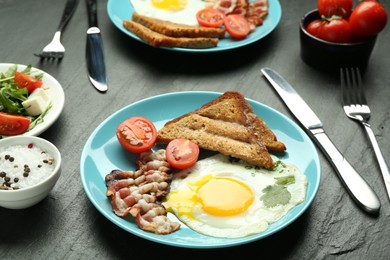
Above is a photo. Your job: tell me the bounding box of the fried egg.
[163,154,308,238]
[130,0,206,26]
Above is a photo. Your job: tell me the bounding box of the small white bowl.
[0,136,61,209]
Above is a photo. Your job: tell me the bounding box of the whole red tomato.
[307,17,351,43]
[349,0,388,39]
[318,0,353,18]
[306,19,325,37]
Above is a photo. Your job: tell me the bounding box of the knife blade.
[86,0,107,92]
[261,67,380,214]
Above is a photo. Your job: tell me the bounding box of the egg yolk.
[151,0,187,11]
[164,175,254,218]
[197,177,254,216]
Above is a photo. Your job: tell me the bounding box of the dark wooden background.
[1,0,389,259]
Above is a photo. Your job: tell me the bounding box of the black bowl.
[300,9,377,71]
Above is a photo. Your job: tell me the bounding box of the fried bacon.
[230,0,249,16]
[105,150,180,235]
[246,0,269,31]
[206,0,238,14]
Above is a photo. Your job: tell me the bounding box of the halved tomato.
[196,8,225,28]
[14,71,43,93]
[166,138,200,169]
[0,112,31,136]
[116,116,157,153]
[224,14,250,39]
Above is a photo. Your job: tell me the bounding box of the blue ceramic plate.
[80,91,321,248]
[107,0,282,52]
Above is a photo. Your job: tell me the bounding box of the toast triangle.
[157,91,286,168]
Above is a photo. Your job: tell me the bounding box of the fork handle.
[57,0,79,32]
[310,128,381,214]
[362,122,390,200]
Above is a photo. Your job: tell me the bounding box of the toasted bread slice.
[123,20,219,49]
[248,116,286,153]
[192,91,286,153]
[132,12,226,39]
[157,91,285,168]
[157,113,274,168]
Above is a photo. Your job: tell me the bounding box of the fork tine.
[340,67,352,106]
[341,67,367,107]
[34,51,64,59]
[353,67,367,105]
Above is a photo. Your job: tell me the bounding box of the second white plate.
[0,63,65,137]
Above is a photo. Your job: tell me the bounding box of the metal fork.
[34,0,79,59]
[341,67,390,201]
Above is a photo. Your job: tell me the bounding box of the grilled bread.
[132,12,226,39]
[157,91,286,168]
[193,91,286,153]
[123,20,219,49]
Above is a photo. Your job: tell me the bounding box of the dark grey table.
[1,0,389,259]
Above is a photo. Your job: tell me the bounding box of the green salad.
[0,64,52,136]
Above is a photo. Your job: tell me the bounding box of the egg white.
[163,154,308,238]
[130,0,206,26]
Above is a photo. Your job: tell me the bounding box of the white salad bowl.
[0,136,62,209]
[0,63,65,137]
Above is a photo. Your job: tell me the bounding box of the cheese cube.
[22,88,51,116]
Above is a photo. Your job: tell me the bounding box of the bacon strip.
[105,150,180,234]
[206,0,238,14]
[246,0,269,31]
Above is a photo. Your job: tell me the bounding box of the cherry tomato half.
[14,71,43,93]
[224,14,250,40]
[0,112,30,136]
[318,0,353,18]
[116,116,157,154]
[196,8,225,28]
[166,138,200,170]
[349,0,388,39]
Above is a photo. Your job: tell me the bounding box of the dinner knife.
[261,67,381,214]
[86,0,107,92]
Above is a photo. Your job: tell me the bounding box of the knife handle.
[86,0,98,27]
[310,128,381,214]
[57,0,79,32]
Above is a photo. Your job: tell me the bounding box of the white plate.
[0,63,65,137]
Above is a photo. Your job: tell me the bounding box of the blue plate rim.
[80,91,321,248]
[106,0,282,53]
